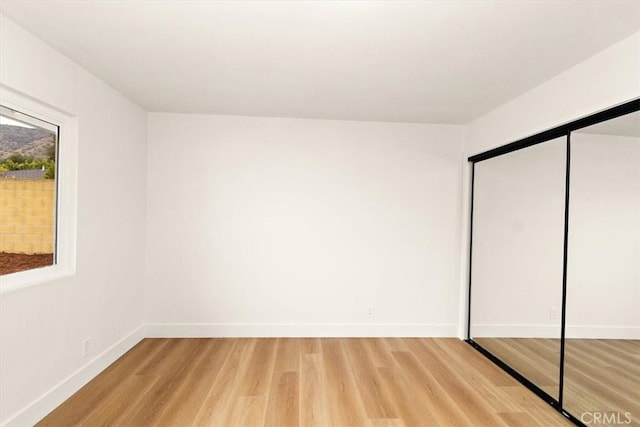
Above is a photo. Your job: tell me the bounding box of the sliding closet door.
[564,111,640,425]
[470,136,567,400]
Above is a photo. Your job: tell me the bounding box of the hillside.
[0,124,56,160]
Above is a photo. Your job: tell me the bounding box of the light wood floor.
[475,338,640,426]
[37,338,571,426]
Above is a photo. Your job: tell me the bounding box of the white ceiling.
[1,1,639,124]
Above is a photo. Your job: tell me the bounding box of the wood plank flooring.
[474,338,640,426]
[37,338,571,426]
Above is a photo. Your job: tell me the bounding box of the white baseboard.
[472,324,640,339]
[1,326,144,427]
[143,322,458,338]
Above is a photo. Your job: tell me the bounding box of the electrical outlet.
[549,307,559,320]
[367,306,376,319]
[83,337,92,357]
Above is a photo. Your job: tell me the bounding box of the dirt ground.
[0,252,54,276]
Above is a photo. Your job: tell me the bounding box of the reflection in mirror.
[470,137,566,400]
[564,110,640,426]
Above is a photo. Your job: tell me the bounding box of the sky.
[0,115,35,129]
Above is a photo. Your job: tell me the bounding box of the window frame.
[0,85,78,293]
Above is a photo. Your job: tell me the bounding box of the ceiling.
[1,1,639,124]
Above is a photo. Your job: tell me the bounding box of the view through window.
[0,105,58,275]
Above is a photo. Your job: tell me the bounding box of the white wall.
[459,30,640,337]
[145,113,464,337]
[0,15,147,426]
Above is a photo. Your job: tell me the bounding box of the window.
[1,106,58,275]
[0,86,77,292]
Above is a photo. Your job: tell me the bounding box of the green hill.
[0,124,56,160]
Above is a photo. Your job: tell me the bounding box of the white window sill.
[0,264,75,294]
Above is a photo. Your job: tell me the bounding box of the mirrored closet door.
[564,110,640,425]
[470,136,566,401]
[467,100,639,426]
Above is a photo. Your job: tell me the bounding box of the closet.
[467,99,640,426]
